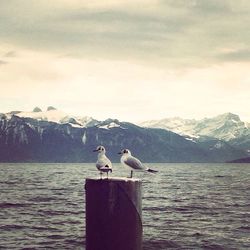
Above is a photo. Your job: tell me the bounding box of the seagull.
[93,145,112,179]
[118,149,158,178]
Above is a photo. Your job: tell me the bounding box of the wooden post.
[85,177,142,250]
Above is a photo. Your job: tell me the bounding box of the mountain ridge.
[228,157,250,163]
[0,108,249,163]
[140,112,250,141]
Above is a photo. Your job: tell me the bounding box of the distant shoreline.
[228,157,250,163]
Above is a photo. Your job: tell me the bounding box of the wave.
[0,202,30,208]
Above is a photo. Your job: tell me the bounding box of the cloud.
[0,60,7,65]
[1,0,250,68]
[1,47,249,122]
[4,51,16,57]
[0,1,250,122]
[217,49,250,62]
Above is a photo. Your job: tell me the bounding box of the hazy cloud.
[1,1,250,121]
[217,49,250,62]
[0,60,7,65]
[1,0,250,67]
[4,51,17,57]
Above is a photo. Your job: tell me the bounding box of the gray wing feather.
[124,156,144,170]
[96,157,112,170]
[96,163,103,170]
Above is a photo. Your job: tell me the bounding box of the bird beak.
[118,152,122,154]
[93,149,98,152]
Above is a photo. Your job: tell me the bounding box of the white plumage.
[119,149,158,178]
[93,145,112,178]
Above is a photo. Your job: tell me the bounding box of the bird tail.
[147,168,158,174]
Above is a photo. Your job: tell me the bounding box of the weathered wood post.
[85,177,142,250]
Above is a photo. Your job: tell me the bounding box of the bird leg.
[100,172,103,179]
[130,170,133,178]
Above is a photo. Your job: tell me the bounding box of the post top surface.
[85,177,141,183]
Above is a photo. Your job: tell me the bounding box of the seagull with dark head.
[118,149,158,178]
[93,145,112,179]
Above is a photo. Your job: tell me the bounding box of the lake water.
[0,163,249,249]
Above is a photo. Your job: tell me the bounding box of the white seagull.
[118,149,158,178]
[93,145,112,179]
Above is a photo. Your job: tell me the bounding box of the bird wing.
[124,156,144,170]
[96,157,112,170]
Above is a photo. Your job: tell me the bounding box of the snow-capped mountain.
[0,113,219,163]
[140,113,250,141]
[194,113,249,141]
[0,108,249,162]
[11,106,99,128]
[140,117,197,137]
[96,119,125,130]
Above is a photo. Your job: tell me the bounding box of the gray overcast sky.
[1,0,250,122]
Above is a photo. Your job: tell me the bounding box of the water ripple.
[0,163,249,249]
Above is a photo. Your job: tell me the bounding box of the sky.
[0,0,250,123]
